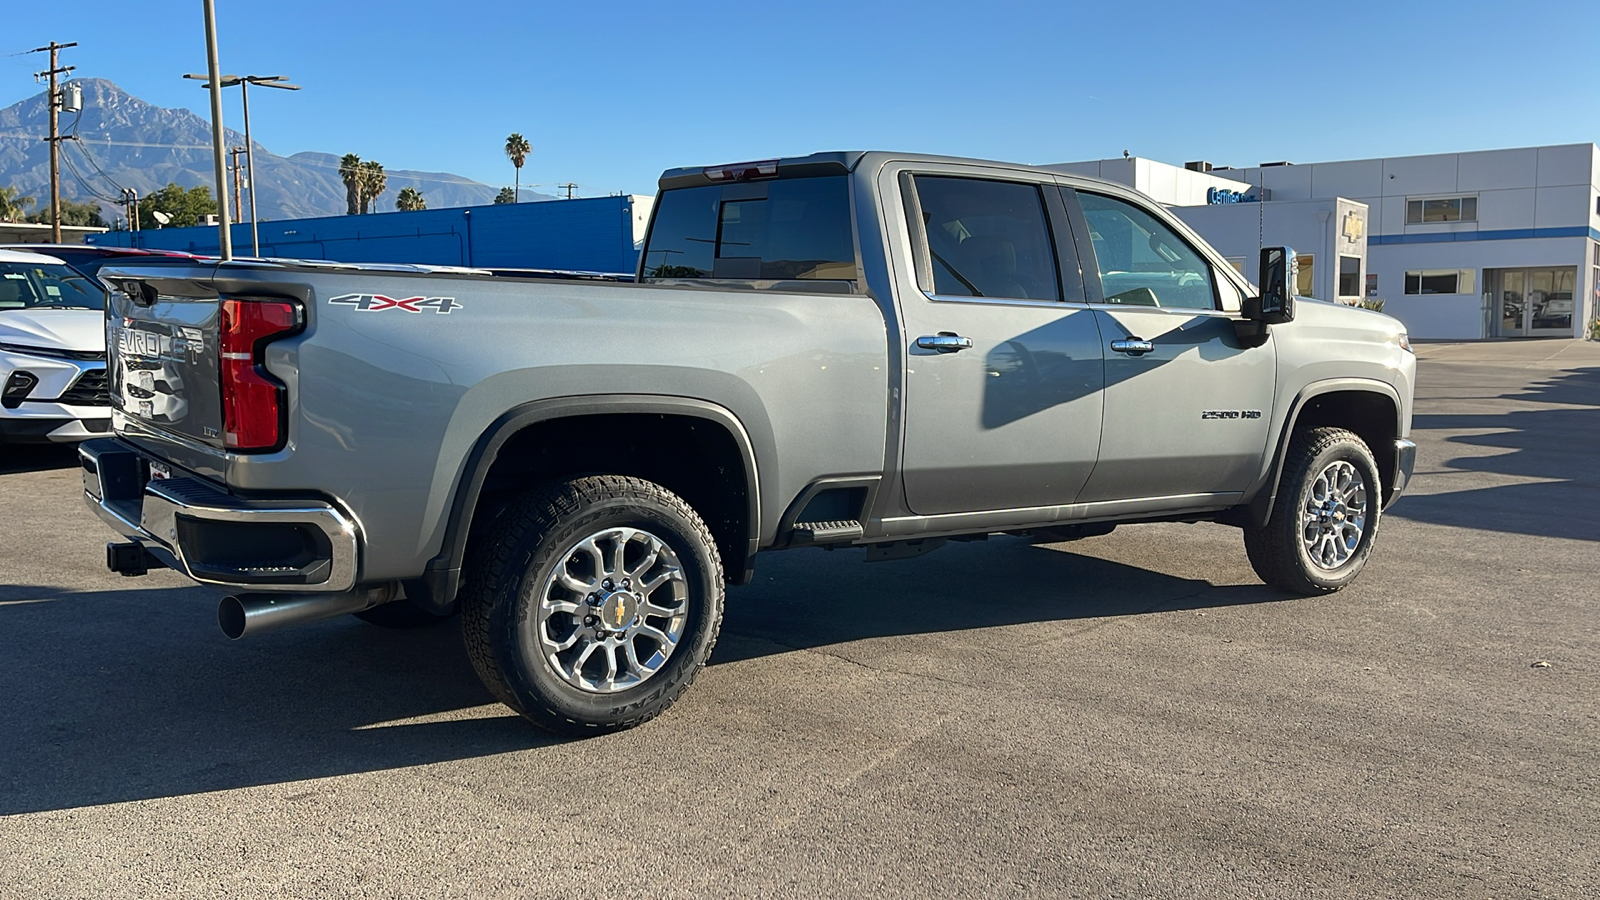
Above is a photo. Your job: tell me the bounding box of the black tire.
[458,475,724,735]
[1244,427,1382,595]
[353,597,458,628]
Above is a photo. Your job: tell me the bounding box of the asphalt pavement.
[1,339,1596,899]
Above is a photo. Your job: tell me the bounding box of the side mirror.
[1246,246,1296,325]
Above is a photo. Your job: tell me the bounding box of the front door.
[1497,268,1576,336]
[1068,189,1276,507]
[897,172,1106,516]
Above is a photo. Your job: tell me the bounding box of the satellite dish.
[151,210,172,226]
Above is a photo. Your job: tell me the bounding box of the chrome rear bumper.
[80,438,359,592]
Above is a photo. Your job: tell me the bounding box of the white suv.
[0,248,111,443]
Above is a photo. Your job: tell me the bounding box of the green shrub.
[1359,297,1386,313]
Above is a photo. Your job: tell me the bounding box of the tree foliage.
[495,187,516,205]
[26,198,107,228]
[0,186,37,222]
[396,186,426,211]
[360,160,386,214]
[138,183,217,229]
[337,155,389,215]
[505,133,530,204]
[339,153,363,216]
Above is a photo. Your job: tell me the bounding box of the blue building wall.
[89,196,642,274]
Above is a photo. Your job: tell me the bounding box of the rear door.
[892,166,1105,516]
[1060,186,1274,507]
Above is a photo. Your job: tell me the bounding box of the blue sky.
[4,0,1598,198]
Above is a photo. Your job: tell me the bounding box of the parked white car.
[0,248,111,443]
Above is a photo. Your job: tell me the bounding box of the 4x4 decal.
[329,293,461,314]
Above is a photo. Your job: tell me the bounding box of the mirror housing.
[1245,247,1297,326]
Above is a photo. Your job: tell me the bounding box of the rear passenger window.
[641,176,859,289]
[1076,192,1217,310]
[912,176,1061,301]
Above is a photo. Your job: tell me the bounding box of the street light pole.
[184,73,298,257]
[200,0,232,260]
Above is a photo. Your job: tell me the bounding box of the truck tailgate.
[102,265,227,450]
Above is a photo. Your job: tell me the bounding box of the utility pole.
[28,41,77,244]
[229,146,246,222]
[200,0,232,260]
[559,183,578,200]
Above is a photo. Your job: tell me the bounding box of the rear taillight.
[219,298,300,451]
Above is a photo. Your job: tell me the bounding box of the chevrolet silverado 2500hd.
[82,151,1416,734]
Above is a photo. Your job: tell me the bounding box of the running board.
[788,519,864,546]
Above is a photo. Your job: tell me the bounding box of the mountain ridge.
[0,79,551,223]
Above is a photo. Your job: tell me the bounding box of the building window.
[1224,257,1246,276]
[1404,269,1476,295]
[1338,256,1361,298]
[1296,254,1315,298]
[1406,197,1478,224]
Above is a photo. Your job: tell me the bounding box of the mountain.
[0,79,549,223]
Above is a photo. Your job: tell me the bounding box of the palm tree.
[338,154,363,215]
[396,187,426,211]
[504,133,530,203]
[360,160,386,214]
[0,185,36,222]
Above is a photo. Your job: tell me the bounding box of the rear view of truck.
[84,266,371,628]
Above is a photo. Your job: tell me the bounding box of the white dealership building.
[1052,144,1600,340]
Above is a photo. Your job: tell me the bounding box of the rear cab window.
[641,175,860,292]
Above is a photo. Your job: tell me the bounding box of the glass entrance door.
[1495,268,1576,336]
[1527,268,1575,334]
[1499,270,1525,337]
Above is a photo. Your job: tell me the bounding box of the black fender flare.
[1246,378,1402,528]
[411,395,763,613]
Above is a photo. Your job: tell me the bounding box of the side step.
[789,519,864,546]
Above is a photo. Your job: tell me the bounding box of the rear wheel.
[1244,427,1382,595]
[459,475,724,735]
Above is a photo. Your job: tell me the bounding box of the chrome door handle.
[915,333,973,353]
[1110,338,1155,356]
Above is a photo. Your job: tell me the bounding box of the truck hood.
[0,308,106,353]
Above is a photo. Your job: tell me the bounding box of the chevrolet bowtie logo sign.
[1342,212,1365,243]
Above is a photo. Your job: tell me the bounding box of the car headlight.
[1397,332,1413,353]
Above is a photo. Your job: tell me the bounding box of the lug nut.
[632,615,641,626]
[587,593,600,605]
[602,578,614,590]
[621,578,631,588]
[584,615,597,626]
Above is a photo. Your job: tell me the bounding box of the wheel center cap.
[598,591,637,631]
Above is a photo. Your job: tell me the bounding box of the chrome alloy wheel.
[529,526,689,694]
[1301,460,1368,570]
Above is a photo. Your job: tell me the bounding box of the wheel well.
[466,413,751,583]
[1291,390,1399,500]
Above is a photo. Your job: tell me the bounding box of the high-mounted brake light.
[703,160,779,182]
[219,297,300,451]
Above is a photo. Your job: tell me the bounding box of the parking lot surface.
[1,339,1596,899]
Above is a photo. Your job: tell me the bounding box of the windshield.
[0,261,106,311]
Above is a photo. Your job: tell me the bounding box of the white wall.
[1043,157,1251,207]
[1172,198,1366,304]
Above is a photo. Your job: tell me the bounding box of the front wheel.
[1244,427,1382,595]
[459,475,724,735]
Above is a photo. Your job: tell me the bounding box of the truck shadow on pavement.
[1388,367,1600,542]
[0,444,80,476]
[0,538,1281,815]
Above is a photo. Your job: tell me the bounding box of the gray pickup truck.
[82,151,1416,734]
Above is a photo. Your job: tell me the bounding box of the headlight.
[1397,332,1413,353]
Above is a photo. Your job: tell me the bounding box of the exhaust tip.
[218,595,247,640]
